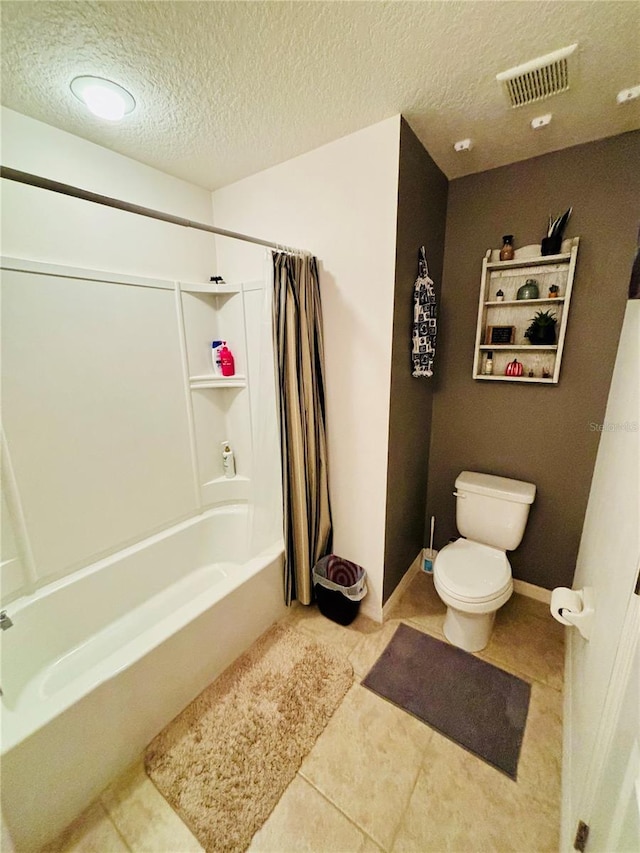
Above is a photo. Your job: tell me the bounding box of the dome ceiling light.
[70,76,136,121]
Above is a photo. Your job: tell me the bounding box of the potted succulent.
[548,284,560,298]
[525,309,557,345]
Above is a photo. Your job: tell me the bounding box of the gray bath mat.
[362,623,530,779]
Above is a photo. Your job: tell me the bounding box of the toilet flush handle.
[453,491,466,498]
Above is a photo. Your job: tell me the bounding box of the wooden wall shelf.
[472,237,579,384]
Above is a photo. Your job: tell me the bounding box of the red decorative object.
[505,358,523,377]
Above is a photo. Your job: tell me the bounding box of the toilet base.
[443,607,496,652]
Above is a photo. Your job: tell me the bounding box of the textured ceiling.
[1,1,639,190]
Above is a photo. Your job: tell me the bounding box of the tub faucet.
[0,611,13,630]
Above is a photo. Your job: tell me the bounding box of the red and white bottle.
[220,345,235,377]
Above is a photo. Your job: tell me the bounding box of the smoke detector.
[497,44,578,108]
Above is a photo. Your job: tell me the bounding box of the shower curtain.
[272,251,332,605]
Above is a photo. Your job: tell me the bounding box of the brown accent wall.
[427,130,640,590]
[383,119,448,603]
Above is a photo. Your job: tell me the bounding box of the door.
[562,299,639,851]
[587,608,639,852]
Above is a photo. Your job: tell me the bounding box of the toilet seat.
[434,539,511,603]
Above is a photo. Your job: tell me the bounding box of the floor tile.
[477,593,564,689]
[286,601,380,656]
[516,680,563,809]
[386,572,446,638]
[348,618,403,681]
[299,683,432,850]
[248,774,376,852]
[392,732,559,852]
[40,801,128,853]
[100,758,204,853]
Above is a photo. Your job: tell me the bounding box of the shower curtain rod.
[0,165,306,255]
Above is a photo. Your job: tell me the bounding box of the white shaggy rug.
[145,622,353,853]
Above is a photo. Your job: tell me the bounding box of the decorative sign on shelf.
[485,325,515,345]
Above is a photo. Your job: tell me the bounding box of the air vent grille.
[497,44,577,108]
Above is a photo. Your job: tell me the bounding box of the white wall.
[212,116,401,619]
[0,107,216,280]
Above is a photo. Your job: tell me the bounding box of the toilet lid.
[434,539,511,603]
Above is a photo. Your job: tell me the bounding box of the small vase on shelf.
[541,235,562,256]
[541,207,572,256]
[500,235,515,261]
[516,279,539,300]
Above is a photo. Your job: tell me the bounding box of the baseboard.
[359,596,383,624]
[512,579,551,604]
[375,561,550,622]
[381,551,422,621]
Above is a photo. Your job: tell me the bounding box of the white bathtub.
[0,505,286,851]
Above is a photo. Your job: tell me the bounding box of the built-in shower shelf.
[178,277,254,511]
[189,374,247,389]
[179,281,241,295]
[201,476,250,505]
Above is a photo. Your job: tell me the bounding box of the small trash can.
[312,555,367,626]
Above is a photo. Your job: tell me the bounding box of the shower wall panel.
[1,269,196,590]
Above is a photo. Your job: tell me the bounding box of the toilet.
[433,471,536,652]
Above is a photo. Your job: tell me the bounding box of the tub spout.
[0,610,13,630]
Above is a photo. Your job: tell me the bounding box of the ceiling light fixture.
[531,113,552,130]
[70,76,135,121]
[616,85,640,105]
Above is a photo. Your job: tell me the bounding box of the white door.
[587,608,639,853]
[562,299,639,851]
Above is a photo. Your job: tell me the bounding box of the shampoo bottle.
[220,345,235,377]
[211,340,225,375]
[221,441,236,479]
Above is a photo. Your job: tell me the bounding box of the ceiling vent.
[497,44,578,108]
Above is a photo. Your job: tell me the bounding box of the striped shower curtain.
[272,252,332,605]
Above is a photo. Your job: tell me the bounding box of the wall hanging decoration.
[412,246,437,378]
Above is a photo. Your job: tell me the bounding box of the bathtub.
[0,505,286,851]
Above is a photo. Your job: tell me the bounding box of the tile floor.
[41,571,564,853]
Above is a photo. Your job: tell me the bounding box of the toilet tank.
[455,471,536,551]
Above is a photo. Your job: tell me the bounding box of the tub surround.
[0,242,284,853]
[0,258,262,603]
